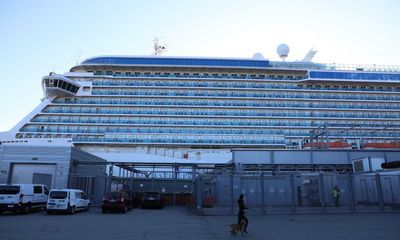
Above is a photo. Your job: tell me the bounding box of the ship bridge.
[42,73,80,97]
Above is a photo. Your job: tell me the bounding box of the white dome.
[277,44,290,58]
[252,52,264,60]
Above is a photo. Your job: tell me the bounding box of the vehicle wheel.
[122,205,127,213]
[86,204,90,212]
[0,210,3,214]
[22,205,31,214]
[46,211,52,215]
[102,208,106,213]
[69,206,76,215]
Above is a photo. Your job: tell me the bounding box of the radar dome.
[252,52,264,60]
[276,44,289,60]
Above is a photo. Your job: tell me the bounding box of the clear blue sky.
[0,0,399,132]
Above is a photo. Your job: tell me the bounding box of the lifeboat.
[303,141,352,149]
[363,142,400,149]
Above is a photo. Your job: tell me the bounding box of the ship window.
[66,83,73,91]
[83,86,90,92]
[334,85,339,89]
[61,81,67,89]
[343,86,348,89]
[325,85,331,88]
[115,72,121,75]
[106,71,112,75]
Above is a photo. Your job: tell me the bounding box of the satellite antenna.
[153,37,167,56]
[276,44,289,61]
[302,48,318,62]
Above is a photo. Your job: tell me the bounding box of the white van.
[0,184,49,214]
[47,189,90,214]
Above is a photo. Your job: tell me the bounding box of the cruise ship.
[1,46,400,164]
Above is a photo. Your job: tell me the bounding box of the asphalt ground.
[0,207,399,240]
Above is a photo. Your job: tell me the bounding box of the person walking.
[332,186,340,207]
[237,194,249,233]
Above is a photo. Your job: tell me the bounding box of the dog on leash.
[229,219,246,236]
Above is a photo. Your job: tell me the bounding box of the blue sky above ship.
[0,0,399,131]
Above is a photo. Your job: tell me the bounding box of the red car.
[102,191,132,213]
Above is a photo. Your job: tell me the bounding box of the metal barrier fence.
[194,172,400,215]
[68,174,108,205]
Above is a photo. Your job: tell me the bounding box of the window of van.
[75,192,82,199]
[50,191,68,199]
[34,186,43,194]
[0,186,20,194]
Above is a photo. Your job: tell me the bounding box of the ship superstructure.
[1,54,400,163]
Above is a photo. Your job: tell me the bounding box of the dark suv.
[142,192,164,209]
[102,191,132,213]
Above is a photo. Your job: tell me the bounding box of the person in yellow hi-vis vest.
[332,186,340,207]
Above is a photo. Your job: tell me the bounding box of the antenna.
[153,37,167,56]
[302,48,318,62]
[75,50,82,65]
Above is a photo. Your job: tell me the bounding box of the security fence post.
[348,173,355,212]
[319,173,325,214]
[230,172,234,216]
[107,164,113,194]
[375,173,384,212]
[261,172,265,214]
[290,174,296,214]
[196,176,203,215]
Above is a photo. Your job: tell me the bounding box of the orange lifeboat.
[363,142,400,149]
[303,141,352,149]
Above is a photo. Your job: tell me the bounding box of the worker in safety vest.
[332,186,340,207]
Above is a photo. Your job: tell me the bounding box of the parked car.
[0,184,49,214]
[142,192,164,209]
[47,189,90,214]
[102,191,132,213]
[123,190,143,208]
